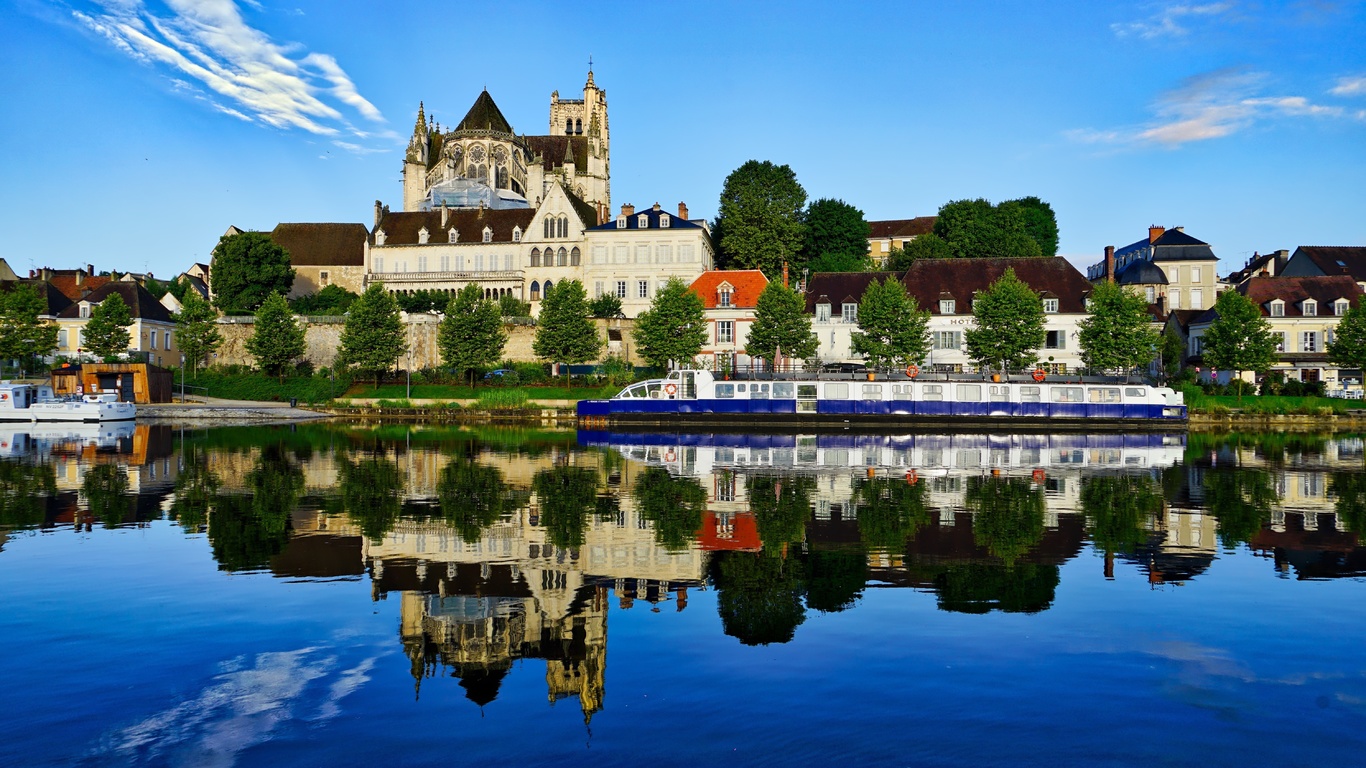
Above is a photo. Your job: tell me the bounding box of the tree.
[439,284,506,387]
[965,476,1046,566]
[1328,303,1366,376]
[209,232,296,315]
[498,293,531,318]
[887,233,954,270]
[82,292,132,360]
[1077,280,1161,372]
[964,267,1046,370]
[288,285,358,315]
[714,160,808,275]
[438,459,512,543]
[394,289,448,314]
[633,467,708,551]
[175,291,222,376]
[532,466,599,549]
[746,281,817,370]
[245,293,305,382]
[850,277,930,370]
[1003,196,1059,257]
[0,284,58,374]
[802,198,871,273]
[1160,326,1186,377]
[1202,289,1278,395]
[338,283,407,389]
[336,453,404,544]
[532,279,601,387]
[932,198,1048,259]
[632,276,707,370]
[588,292,623,318]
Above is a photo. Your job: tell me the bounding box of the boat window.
[1020,386,1041,403]
[825,383,849,400]
[796,384,817,399]
[1125,387,1147,398]
[1088,387,1122,404]
[922,384,944,401]
[774,383,795,399]
[715,384,734,398]
[736,384,746,393]
[892,384,914,401]
[751,383,770,399]
[862,384,882,399]
[956,384,982,402]
[989,385,1009,402]
[1052,387,1084,403]
[682,372,697,399]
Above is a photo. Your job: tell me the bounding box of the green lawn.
[188,371,352,403]
[341,383,616,401]
[1187,392,1360,414]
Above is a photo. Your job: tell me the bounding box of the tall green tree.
[1202,289,1278,395]
[964,268,1046,370]
[82,293,132,360]
[714,160,808,276]
[587,293,623,318]
[439,284,506,387]
[887,233,954,270]
[1080,475,1162,560]
[1328,303,1366,376]
[632,276,707,370]
[336,453,404,544]
[338,283,407,389]
[175,290,222,376]
[710,550,807,646]
[1078,281,1161,372]
[802,198,871,273]
[245,292,305,382]
[0,284,59,373]
[855,476,931,552]
[746,281,818,370]
[1003,196,1060,257]
[210,232,296,315]
[1160,326,1186,377]
[933,199,1043,260]
[533,279,602,387]
[850,277,931,370]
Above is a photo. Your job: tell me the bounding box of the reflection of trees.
[1202,468,1277,549]
[632,467,707,551]
[336,453,404,543]
[0,460,56,529]
[965,476,1045,565]
[747,475,814,553]
[855,476,931,552]
[1329,472,1366,536]
[82,464,132,528]
[710,551,806,645]
[802,549,866,613]
[437,459,516,542]
[168,449,220,533]
[208,444,302,571]
[532,466,600,549]
[1080,475,1162,557]
[934,564,1060,614]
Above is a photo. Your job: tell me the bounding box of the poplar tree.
[439,284,506,387]
[851,276,930,370]
[533,280,602,387]
[746,281,817,369]
[1077,281,1160,373]
[245,292,305,382]
[175,291,222,376]
[633,277,707,370]
[1202,288,1277,396]
[964,268,1046,371]
[82,293,133,360]
[338,284,407,389]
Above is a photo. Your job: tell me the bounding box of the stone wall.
[213,315,637,371]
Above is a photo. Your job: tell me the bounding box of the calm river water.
[2,422,1365,766]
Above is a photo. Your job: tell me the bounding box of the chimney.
[374,200,383,228]
[87,264,94,276]
[652,202,661,211]
[76,271,84,287]
[1156,295,1166,316]
[1173,226,1184,233]
[28,269,34,278]
[440,201,449,228]
[1149,225,1165,243]
[678,202,689,220]
[621,203,635,217]
[477,200,485,218]
[1104,245,1116,283]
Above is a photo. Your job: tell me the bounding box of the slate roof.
[901,258,1093,314]
[374,208,536,246]
[1165,309,1205,332]
[1239,275,1362,317]
[1116,260,1168,286]
[524,135,591,172]
[55,282,174,323]
[587,205,704,231]
[868,217,936,239]
[1292,246,1366,280]
[689,270,769,309]
[269,223,368,267]
[561,186,601,227]
[454,90,514,134]
[0,279,73,316]
[1151,229,1216,262]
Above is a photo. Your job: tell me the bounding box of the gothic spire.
[413,101,427,137]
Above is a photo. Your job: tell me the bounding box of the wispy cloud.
[1112,2,1235,39]
[1331,75,1366,97]
[1068,69,1352,148]
[70,0,390,152]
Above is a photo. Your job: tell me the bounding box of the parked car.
[483,369,520,385]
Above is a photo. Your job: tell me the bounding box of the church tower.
[403,102,430,212]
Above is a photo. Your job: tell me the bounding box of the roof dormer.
[717,281,734,308]
[482,226,493,243]
[512,226,522,243]
[637,213,648,228]
[659,213,671,229]
[374,228,386,246]
[448,227,458,243]
[1269,299,1285,317]
[1301,298,1317,317]
[418,226,429,245]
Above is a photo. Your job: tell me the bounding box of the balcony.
[371,270,523,284]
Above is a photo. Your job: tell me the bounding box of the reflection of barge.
[578,369,1187,430]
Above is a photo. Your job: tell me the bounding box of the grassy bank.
[342,383,613,401]
[1185,390,1359,415]
[188,371,352,403]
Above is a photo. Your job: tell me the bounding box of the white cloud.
[1111,2,1235,39]
[1331,75,1366,97]
[71,0,387,144]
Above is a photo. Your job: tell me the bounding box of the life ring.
[665,449,676,462]
[906,469,918,484]
[1032,368,1047,382]
[664,383,678,396]
[906,364,919,378]
[1032,469,1046,484]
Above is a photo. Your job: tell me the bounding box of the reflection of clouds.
[92,647,381,766]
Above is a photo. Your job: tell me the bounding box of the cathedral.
[402,69,611,223]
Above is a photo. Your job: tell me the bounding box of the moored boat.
[0,381,137,423]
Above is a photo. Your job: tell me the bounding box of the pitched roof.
[900,258,1093,314]
[524,135,591,172]
[269,223,369,267]
[561,185,601,227]
[1115,260,1168,286]
[55,282,174,323]
[804,272,893,316]
[1151,228,1216,262]
[1292,246,1366,280]
[48,274,112,301]
[1165,309,1206,332]
[374,207,536,245]
[868,217,936,239]
[689,270,769,309]
[0,279,72,316]
[1239,275,1362,317]
[587,205,704,232]
[455,90,514,134]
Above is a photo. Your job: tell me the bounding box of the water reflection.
[6,424,1366,718]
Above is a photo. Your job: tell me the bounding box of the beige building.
[52,282,180,367]
[867,217,935,267]
[583,202,716,318]
[1090,226,1221,313]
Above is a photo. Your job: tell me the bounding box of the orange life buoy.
[664,383,678,396]
[906,364,920,378]
[906,469,918,484]
[665,449,676,462]
[1032,368,1047,382]
[1032,469,1046,484]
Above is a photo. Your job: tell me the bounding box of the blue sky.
[3,0,1364,280]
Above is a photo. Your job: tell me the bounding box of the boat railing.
[727,370,1158,385]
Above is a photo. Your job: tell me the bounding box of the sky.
[3,0,1364,280]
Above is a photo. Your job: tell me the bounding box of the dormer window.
[660,214,671,229]
[816,301,832,323]
[718,285,733,308]
[482,227,493,243]
[843,303,858,323]
[1043,298,1059,313]
[512,226,522,243]
[79,302,91,319]
[1270,300,1285,317]
[1302,299,1317,317]
[1336,300,1350,316]
[418,226,429,245]
[448,228,458,243]
[375,229,386,246]
[616,216,626,229]
[939,299,955,315]
[637,214,648,228]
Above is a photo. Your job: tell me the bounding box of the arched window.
[530,281,541,301]
[543,280,554,296]
[544,218,553,239]
[575,118,582,134]
[530,248,541,267]
[565,118,573,135]
[555,247,566,266]
[558,215,568,238]
[570,247,581,266]
[496,166,508,189]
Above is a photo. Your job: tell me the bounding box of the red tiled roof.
[54,282,174,323]
[48,274,112,301]
[1239,275,1362,317]
[689,270,769,309]
[868,217,936,239]
[269,223,368,267]
[374,208,537,246]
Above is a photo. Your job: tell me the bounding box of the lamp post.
[180,354,186,402]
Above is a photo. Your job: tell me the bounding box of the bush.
[475,388,530,410]
[1259,371,1285,396]
[598,354,635,387]
[508,361,549,384]
[413,367,454,386]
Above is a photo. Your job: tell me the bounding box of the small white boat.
[0,381,136,423]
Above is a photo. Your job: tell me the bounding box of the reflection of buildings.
[1252,510,1366,580]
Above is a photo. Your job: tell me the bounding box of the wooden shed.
[50,363,174,404]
